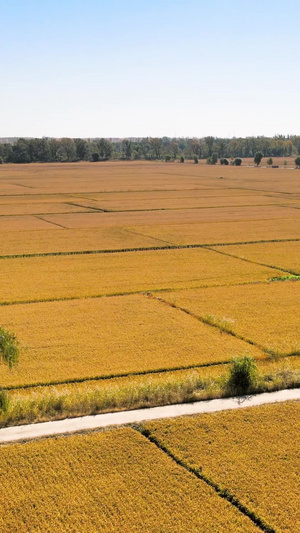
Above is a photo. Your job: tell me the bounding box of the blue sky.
[2,0,299,138]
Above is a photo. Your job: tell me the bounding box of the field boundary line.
[33,215,68,229]
[136,427,277,533]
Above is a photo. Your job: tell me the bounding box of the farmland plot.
[158,282,300,355]
[0,428,260,533]
[143,401,300,533]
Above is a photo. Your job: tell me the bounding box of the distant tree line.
[0,134,299,164]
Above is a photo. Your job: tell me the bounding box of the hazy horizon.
[2,0,300,138]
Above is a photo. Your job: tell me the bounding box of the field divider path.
[0,389,299,446]
[136,429,276,533]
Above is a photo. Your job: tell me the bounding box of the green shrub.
[0,327,19,368]
[194,155,198,164]
[295,156,300,168]
[233,157,242,166]
[226,356,257,395]
[180,156,185,163]
[220,158,229,165]
[0,390,9,412]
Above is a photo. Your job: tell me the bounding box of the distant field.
[144,401,300,533]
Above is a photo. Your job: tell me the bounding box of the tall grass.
[0,364,299,428]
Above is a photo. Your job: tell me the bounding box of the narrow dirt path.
[0,388,299,444]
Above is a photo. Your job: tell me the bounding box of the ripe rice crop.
[219,241,300,274]
[36,204,300,230]
[0,227,167,256]
[0,294,263,387]
[159,282,300,355]
[127,217,300,245]
[0,428,260,532]
[143,401,300,533]
[0,248,281,304]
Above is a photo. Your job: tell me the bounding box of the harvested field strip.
[0,248,281,304]
[161,282,300,355]
[143,401,300,533]
[0,294,264,387]
[137,428,274,533]
[0,429,261,533]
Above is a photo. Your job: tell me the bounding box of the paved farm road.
[0,388,299,444]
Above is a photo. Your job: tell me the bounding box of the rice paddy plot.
[217,241,300,274]
[0,201,93,216]
[0,227,168,256]
[72,193,295,212]
[0,428,260,533]
[34,204,300,230]
[143,401,300,533]
[127,217,300,245]
[0,294,263,387]
[0,248,282,304]
[160,282,300,355]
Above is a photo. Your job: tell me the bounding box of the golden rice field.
[0,248,280,304]
[1,161,300,531]
[143,401,300,533]
[159,281,300,355]
[218,240,300,274]
[0,428,260,533]
[0,160,299,387]
[0,294,264,387]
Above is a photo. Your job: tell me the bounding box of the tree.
[97,139,113,160]
[207,152,218,165]
[220,158,229,165]
[121,139,132,160]
[254,151,263,166]
[0,327,19,412]
[267,157,273,167]
[226,356,257,395]
[194,155,199,164]
[169,141,179,160]
[295,156,300,168]
[150,138,163,159]
[180,156,185,163]
[91,152,100,162]
[233,157,242,166]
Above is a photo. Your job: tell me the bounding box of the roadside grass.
[1,361,299,428]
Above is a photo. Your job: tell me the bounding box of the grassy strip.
[269,275,300,282]
[136,428,276,533]
[1,365,299,428]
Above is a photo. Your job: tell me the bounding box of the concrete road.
[0,388,299,444]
